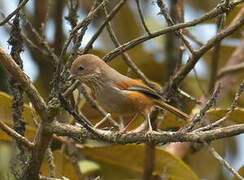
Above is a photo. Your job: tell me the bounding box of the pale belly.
[95,87,153,115]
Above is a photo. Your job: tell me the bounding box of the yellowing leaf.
[79,144,199,180]
[207,108,244,124]
[158,113,188,130]
[0,92,37,140]
[78,160,100,175]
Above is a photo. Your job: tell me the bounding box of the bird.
[70,54,190,132]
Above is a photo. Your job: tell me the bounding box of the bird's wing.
[114,79,161,100]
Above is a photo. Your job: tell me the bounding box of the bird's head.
[70,54,105,82]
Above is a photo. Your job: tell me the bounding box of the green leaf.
[79,144,199,180]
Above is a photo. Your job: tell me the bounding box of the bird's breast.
[95,86,154,115]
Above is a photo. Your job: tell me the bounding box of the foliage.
[0,0,243,180]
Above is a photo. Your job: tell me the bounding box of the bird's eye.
[78,65,84,71]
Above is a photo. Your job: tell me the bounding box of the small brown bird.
[70,54,190,132]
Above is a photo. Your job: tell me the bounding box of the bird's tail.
[154,100,190,120]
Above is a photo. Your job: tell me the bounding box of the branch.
[50,122,244,145]
[206,143,244,180]
[156,0,195,54]
[135,0,151,35]
[0,120,34,148]
[0,48,54,179]
[218,62,244,78]
[216,39,244,100]
[82,0,127,54]
[186,84,221,131]
[0,48,47,119]
[171,17,244,87]
[61,1,107,57]
[103,0,241,62]
[21,14,60,65]
[208,6,226,93]
[0,0,29,26]
[182,29,204,46]
[195,81,244,132]
[8,8,26,153]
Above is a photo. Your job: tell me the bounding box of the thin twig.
[177,88,202,104]
[61,1,107,57]
[5,19,51,58]
[103,0,242,62]
[186,84,221,131]
[82,0,127,54]
[135,0,151,35]
[195,81,244,132]
[0,0,29,26]
[94,113,111,128]
[206,143,244,180]
[58,93,103,140]
[39,176,69,180]
[156,0,195,54]
[46,145,56,177]
[208,2,226,93]
[182,29,204,46]
[218,62,244,78]
[0,120,34,148]
[71,0,98,57]
[193,68,207,97]
[21,13,59,65]
[171,17,244,87]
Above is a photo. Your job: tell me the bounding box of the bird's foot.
[145,129,158,140]
[119,127,128,134]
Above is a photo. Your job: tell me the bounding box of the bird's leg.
[119,113,139,133]
[146,113,153,132]
[145,112,158,136]
[94,113,111,128]
[118,116,125,130]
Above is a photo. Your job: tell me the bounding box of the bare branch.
[103,0,241,62]
[208,1,226,93]
[186,84,221,131]
[0,48,48,119]
[50,122,244,145]
[206,143,244,180]
[218,62,244,78]
[61,1,107,57]
[182,29,204,46]
[195,81,244,132]
[82,0,127,54]
[171,17,244,87]
[0,0,29,26]
[0,120,34,148]
[156,0,195,54]
[135,0,151,35]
